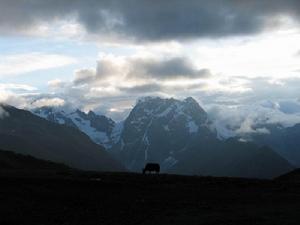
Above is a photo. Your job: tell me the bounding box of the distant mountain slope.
[0,149,69,170]
[170,138,293,178]
[276,168,300,182]
[33,107,122,149]
[249,124,300,167]
[0,105,125,172]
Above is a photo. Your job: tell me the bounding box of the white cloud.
[0,83,37,92]
[47,79,66,89]
[190,28,300,78]
[0,53,77,77]
[0,83,39,108]
[235,117,270,135]
[31,97,65,108]
[73,53,209,86]
[42,20,86,40]
[209,100,300,139]
[0,91,28,108]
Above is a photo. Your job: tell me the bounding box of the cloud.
[73,69,97,85]
[127,57,211,80]
[209,98,300,139]
[0,53,76,77]
[0,92,28,108]
[31,97,65,108]
[196,76,300,138]
[73,54,210,86]
[73,55,125,85]
[47,79,66,90]
[0,83,38,108]
[235,117,270,135]
[0,83,37,92]
[119,83,163,94]
[1,1,300,42]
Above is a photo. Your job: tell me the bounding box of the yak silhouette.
[143,163,160,174]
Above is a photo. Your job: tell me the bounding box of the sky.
[1,0,300,133]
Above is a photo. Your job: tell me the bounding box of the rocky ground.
[0,171,300,225]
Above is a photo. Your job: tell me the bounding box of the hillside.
[0,148,69,170]
[0,171,300,225]
[0,105,125,172]
[170,139,294,178]
[276,168,300,182]
[249,123,300,167]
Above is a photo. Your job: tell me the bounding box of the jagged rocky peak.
[33,106,56,116]
[86,110,116,133]
[113,96,214,171]
[127,96,208,132]
[32,106,119,149]
[87,110,96,116]
[75,109,86,118]
[182,97,208,122]
[135,96,206,116]
[33,106,71,125]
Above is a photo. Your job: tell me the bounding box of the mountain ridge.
[0,105,125,172]
[0,148,70,170]
[33,106,122,148]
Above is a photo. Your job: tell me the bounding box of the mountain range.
[245,123,300,167]
[25,96,296,178]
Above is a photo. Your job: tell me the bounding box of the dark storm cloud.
[128,57,211,80]
[119,83,162,94]
[72,55,210,86]
[1,0,300,41]
[73,69,96,85]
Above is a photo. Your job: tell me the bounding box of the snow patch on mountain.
[111,121,124,144]
[68,111,110,146]
[187,120,198,133]
[163,125,170,131]
[162,156,178,169]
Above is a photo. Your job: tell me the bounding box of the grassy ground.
[0,171,300,225]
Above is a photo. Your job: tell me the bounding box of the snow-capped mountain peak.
[128,96,209,134]
[111,96,214,171]
[33,107,121,149]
